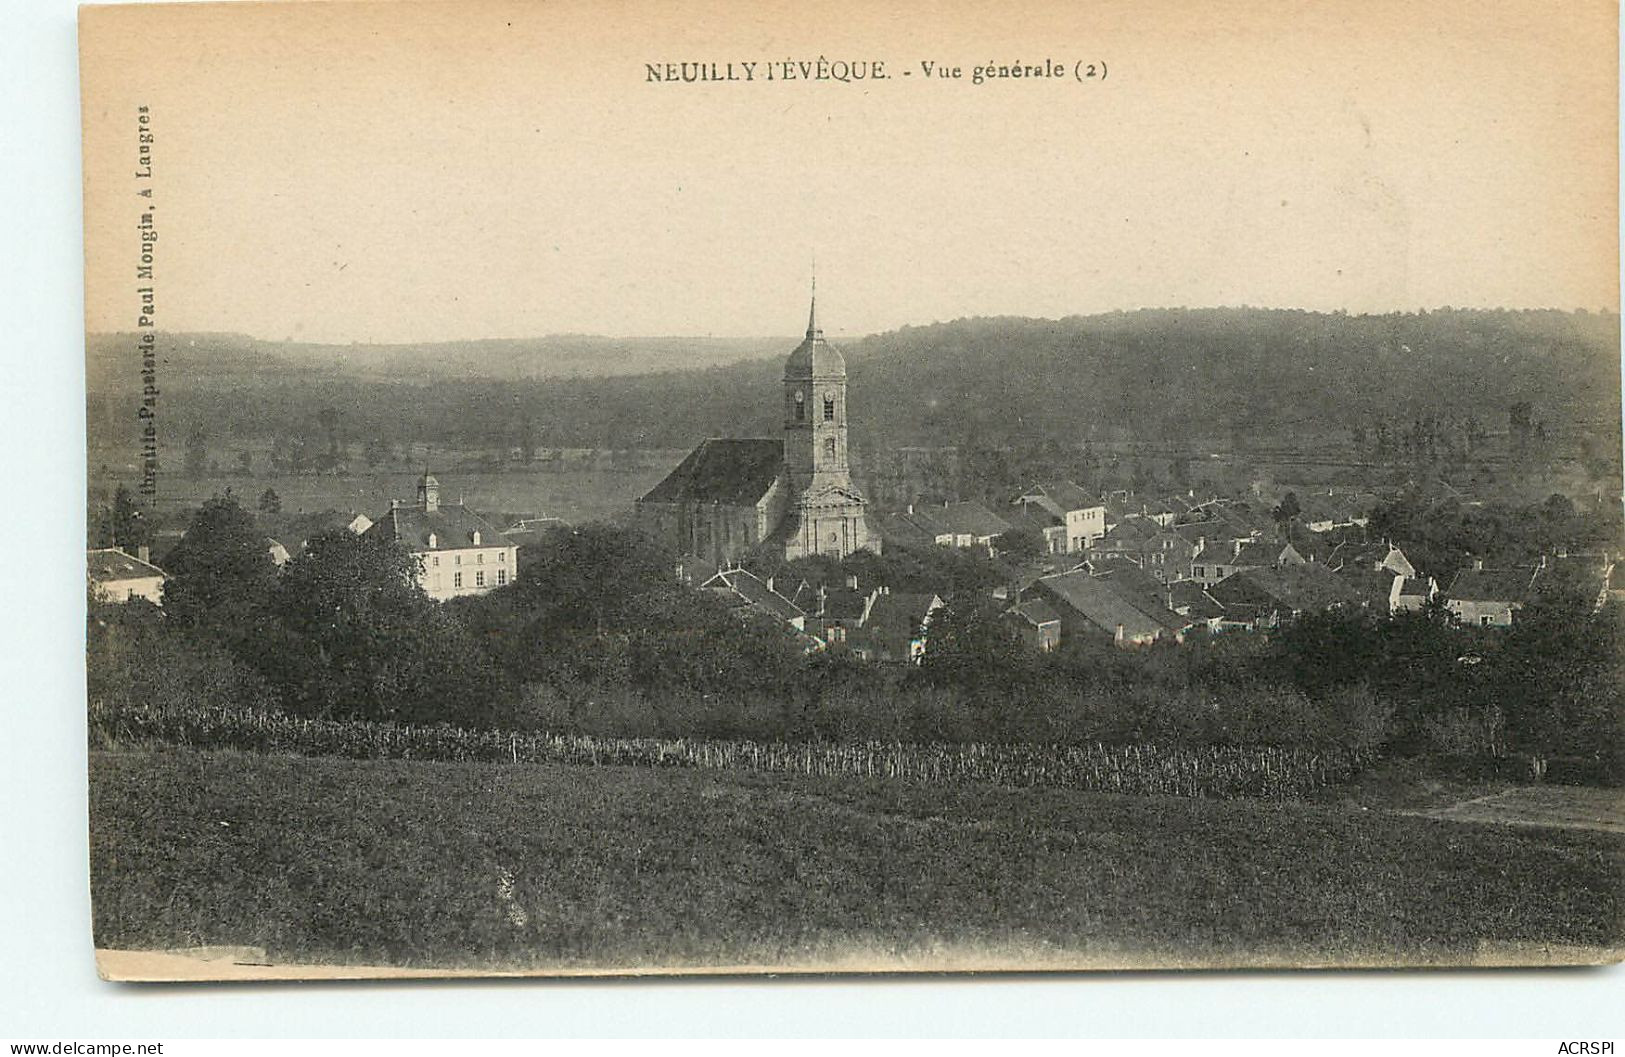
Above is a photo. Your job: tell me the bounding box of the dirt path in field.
[1398,786,1625,834]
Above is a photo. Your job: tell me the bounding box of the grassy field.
[89,749,1624,973]
[88,462,680,529]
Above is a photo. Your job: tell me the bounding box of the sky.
[80,0,1620,344]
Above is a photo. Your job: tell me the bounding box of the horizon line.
[84,303,1622,347]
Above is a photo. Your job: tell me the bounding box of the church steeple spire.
[806,271,821,339]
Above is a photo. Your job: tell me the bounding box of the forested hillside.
[87,308,1621,455]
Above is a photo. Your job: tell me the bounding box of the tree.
[160,491,278,631]
[992,527,1045,564]
[916,594,1031,692]
[262,530,507,724]
[518,414,536,464]
[108,483,151,551]
[1272,491,1301,526]
[184,427,209,480]
[258,487,282,515]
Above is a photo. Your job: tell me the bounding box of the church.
[637,289,880,566]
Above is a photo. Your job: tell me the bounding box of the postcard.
[80,0,1623,980]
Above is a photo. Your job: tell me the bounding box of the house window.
[823,396,835,421]
[1194,566,1206,578]
[794,389,805,421]
[453,572,463,588]
[824,437,836,459]
[455,555,462,565]
[497,569,507,585]
[476,570,486,587]
[1481,615,1491,626]
[477,553,484,564]
[432,556,440,567]
[497,551,505,563]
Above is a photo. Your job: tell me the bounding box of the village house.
[885,500,1012,553]
[1207,563,1362,630]
[1083,515,1160,567]
[1335,566,1408,615]
[849,591,944,663]
[1531,553,1617,613]
[1004,597,1063,651]
[1025,569,1188,648]
[1011,481,1106,552]
[701,567,809,633]
[1442,560,1541,627]
[1003,504,1069,555]
[501,516,569,561]
[364,473,517,601]
[1393,575,1439,613]
[87,547,166,605]
[1190,537,1306,587]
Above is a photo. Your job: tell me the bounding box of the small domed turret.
[783,287,845,379]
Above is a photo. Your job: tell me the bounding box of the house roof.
[820,586,871,621]
[1212,504,1272,536]
[1167,579,1226,621]
[703,568,805,623]
[1025,481,1099,513]
[1337,566,1400,608]
[1006,505,1063,532]
[1171,520,1227,546]
[1008,597,1062,628]
[365,502,507,551]
[1210,564,1362,614]
[1230,539,1301,567]
[87,547,166,582]
[639,438,785,506]
[1094,562,1167,600]
[865,592,942,636]
[876,512,938,548]
[1531,556,1611,601]
[1101,515,1160,545]
[1444,566,1537,604]
[1035,571,1171,640]
[905,502,1012,539]
[1396,576,1434,599]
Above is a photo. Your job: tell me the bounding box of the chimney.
[906,503,914,515]
[137,545,150,564]
[766,575,775,593]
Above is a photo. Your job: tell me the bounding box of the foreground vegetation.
[90,699,1365,800]
[90,748,1624,969]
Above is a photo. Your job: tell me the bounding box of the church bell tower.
[780,279,876,559]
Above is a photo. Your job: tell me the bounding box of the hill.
[86,308,1621,455]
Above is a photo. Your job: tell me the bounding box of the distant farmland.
[87,459,682,529]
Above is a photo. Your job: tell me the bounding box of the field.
[87,459,682,529]
[90,749,1624,974]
